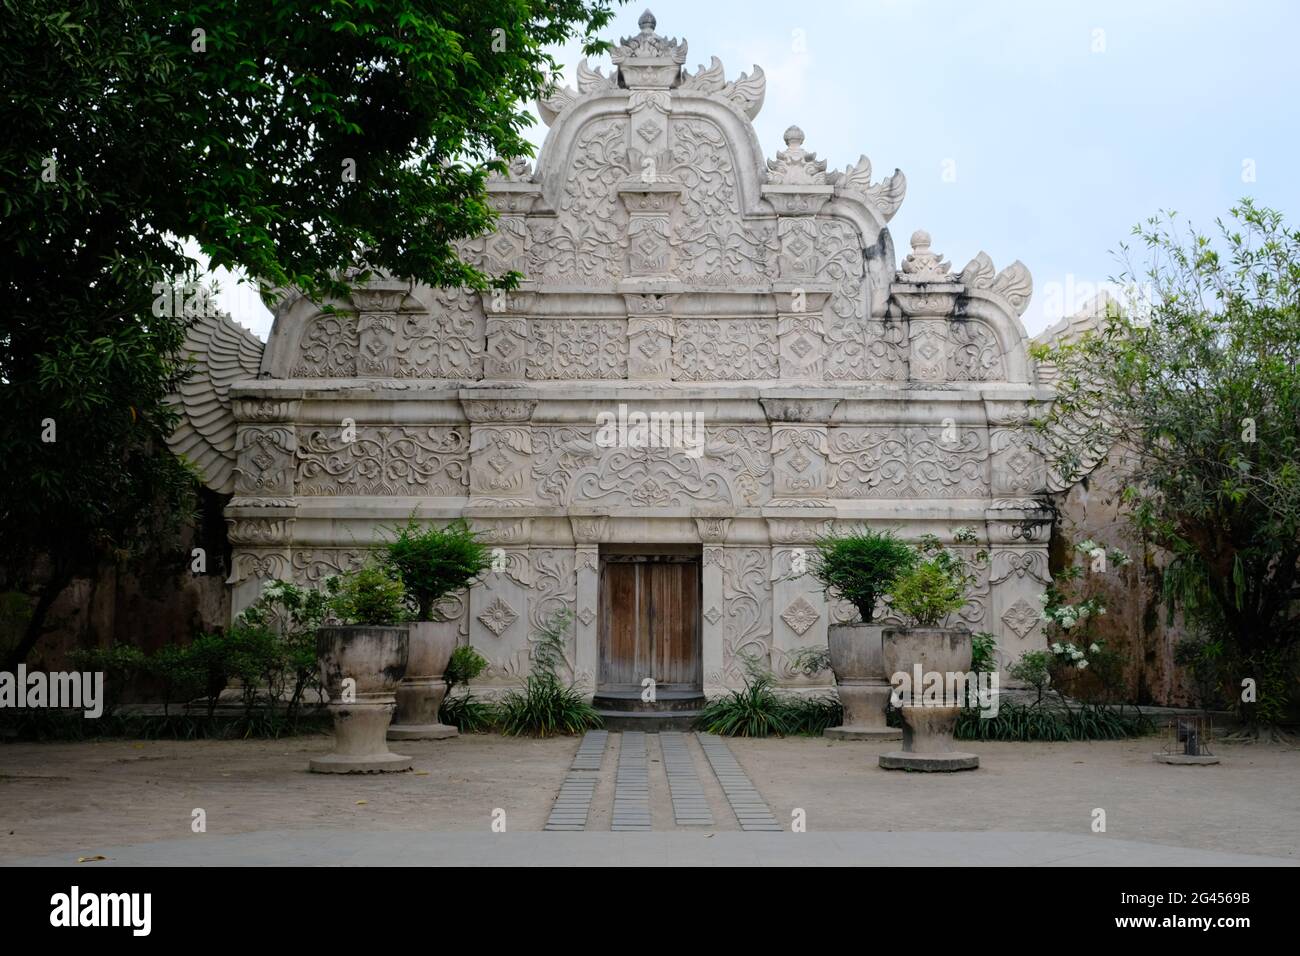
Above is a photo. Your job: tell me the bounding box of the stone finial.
[611,8,686,89]
[612,9,686,64]
[765,125,827,185]
[899,229,952,282]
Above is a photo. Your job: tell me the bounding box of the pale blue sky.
[221,0,1299,338]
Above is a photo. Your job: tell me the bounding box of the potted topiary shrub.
[310,563,413,774]
[879,529,985,772]
[809,528,915,741]
[381,518,490,741]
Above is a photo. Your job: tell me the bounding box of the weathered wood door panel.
[599,555,701,693]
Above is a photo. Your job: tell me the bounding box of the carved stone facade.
[168,12,1092,695]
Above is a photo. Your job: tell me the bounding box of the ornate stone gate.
[170,12,1084,696]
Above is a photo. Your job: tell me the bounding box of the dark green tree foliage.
[1034,202,1300,723]
[0,0,617,666]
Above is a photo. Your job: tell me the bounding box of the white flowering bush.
[1036,541,1131,702]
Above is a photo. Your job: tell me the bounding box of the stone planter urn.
[310,625,413,773]
[824,623,901,741]
[879,625,979,771]
[388,620,459,740]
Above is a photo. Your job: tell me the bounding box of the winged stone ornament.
[166,309,265,493]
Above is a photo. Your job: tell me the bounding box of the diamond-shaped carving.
[577,607,595,627]
[781,596,820,636]
[704,606,722,625]
[788,451,811,473]
[478,596,518,636]
[636,120,663,142]
[918,338,941,361]
[487,452,511,474]
[789,335,813,359]
[1001,597,1039,638]
[1006,450,1032,474]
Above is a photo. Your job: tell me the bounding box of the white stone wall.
[175,14,1069,693]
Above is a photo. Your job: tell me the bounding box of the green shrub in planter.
[887,530,985,627]
[381,517,491,620]
[808,528,915,623]
[326,563,409,626]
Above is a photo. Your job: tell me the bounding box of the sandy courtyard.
[1,732,1296,864]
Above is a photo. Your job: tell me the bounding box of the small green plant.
[789,645,832,677]
[808,528,915,623]
[326,564,408,626]
[497,609,602,737]
[887,529,985,627]
[382,517,491,620]
[970,631,998,674]
[445,644,489,687]
[955,701,1153,741]
[1009,650,1053,705]
[439,644,497,733]
[780,694,844,736]
[696,671,793,737]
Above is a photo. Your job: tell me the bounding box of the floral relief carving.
[948,319,1004,382]
[673,319,778,380]
[295,426,467,496]
[235,426,296,496]
[290,549,370,585]
[1001,597,1040,639]
[528,548,577,680]
[722,549,772,683]
[529,119,628,284]
[392,287,484,378]
[532,425,771,508]
[526,319,629,380]
[990,549,1050,585]
[478,596,520,637]
[828,426,988,498]
[291,314,358,377]
[780,595,820,636]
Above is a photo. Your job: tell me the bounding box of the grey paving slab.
[611,732,652,832]
[696,732,784,832]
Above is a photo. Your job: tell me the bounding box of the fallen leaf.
[355,800,367,805]
[77,855,107,863]
[414,770,430,776]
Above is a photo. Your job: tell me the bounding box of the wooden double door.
[598,553,702,695]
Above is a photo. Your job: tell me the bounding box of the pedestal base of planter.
[879,751,979,772]
[309,752,413,774]
[880,702,979,771]
[388,723,458,741]
[1153,753,1220,765]
[311,696,411,774]
[825,726,902,741]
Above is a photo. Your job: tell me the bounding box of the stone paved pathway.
[552,730,777,832]
[698,733,783,831]
[544,730,608,831]
[610,731,652,832]
[659,731,715,827]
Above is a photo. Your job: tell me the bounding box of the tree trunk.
[3,571,72,670]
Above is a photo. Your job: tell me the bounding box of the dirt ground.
[1,732,1296,862]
